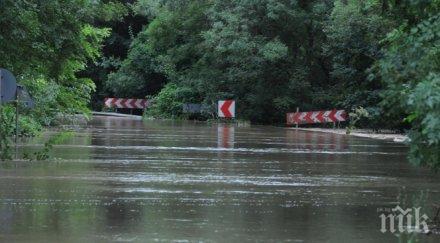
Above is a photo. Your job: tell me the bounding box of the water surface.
[1,116,439,242]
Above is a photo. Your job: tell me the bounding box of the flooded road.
[1,116,439,242]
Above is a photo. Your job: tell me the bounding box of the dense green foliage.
[1,0,439,169]
[106,0,396,124]
[80,0,149,109]
[0,0,111,120]
[0,0,113,159]
[324,1,395,126]
[378,10,440,170]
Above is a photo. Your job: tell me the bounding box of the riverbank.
[288,127,409,143]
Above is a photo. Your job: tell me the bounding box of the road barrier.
[104,98,150,109]
[287,109,347,125]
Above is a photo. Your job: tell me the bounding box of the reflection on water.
[0,116,439,242]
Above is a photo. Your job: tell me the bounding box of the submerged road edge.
[288,128,409,143]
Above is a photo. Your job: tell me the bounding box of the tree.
[105,0,210,98]
[378,13,440,170]
[110,0,335,123]
[0,0,110,127]
[323,0,395,128]
[0,0,113,160]
[80,0,149,109]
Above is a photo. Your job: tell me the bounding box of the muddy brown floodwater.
[1,116,439,242]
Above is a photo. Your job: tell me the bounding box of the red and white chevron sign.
[104,98,150,109]
[218,100,235,118]
[287,109,347,125]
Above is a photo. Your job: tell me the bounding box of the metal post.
[296,107,299,128]
[0,69,2,109]
[0,69,3,146]
[15,88,19,159]
[0,70,2,145]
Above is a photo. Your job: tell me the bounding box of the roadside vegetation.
[0,0,439,170]
[0,0,115,159]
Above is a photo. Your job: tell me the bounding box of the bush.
[346,107,370,134]
[0,104,44,160]
[0,106,15,160]
[146,83,199,119]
